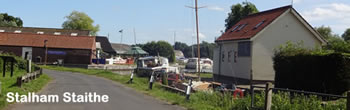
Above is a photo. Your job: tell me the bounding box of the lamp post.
[44,40,48,65]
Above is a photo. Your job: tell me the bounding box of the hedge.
[0,54,36,73]
[274,53,350,95]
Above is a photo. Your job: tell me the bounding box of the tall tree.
[225,2,258,31]
[174,42,189,52]
[342,28,350,41]
[142,41,176,62]
[62,11,99,36]
[315,26,350,53]
[315,26,336,40]
[0,13,23,27]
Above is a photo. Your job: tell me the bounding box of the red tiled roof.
[0,32,95,50]
[216,5,292,42]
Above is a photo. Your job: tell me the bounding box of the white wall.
[251,10,323,81]
[213,41,251,80]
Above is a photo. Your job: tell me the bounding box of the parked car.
[185,58,213,72]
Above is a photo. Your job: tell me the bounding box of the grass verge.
[42,66,346,110]
[0,70,51,109]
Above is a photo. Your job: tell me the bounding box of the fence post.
[27,60,31,73]
[264,82,272,110]
[347,91,350,110]
[17,77,22,87]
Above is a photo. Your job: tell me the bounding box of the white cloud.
[207,6,225,11]
[192,32,206,38]
[301,3,350,34]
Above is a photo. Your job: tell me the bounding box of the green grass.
[42,66,346,110]
[0,70,51,109]
[200,73,213,78]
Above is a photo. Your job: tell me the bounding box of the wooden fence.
[251,82,350,110]
[16,69,43,87]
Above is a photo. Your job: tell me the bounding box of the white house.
[213,5,326,84]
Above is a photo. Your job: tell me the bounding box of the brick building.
[0,27,90,36]
[0,32,96,64]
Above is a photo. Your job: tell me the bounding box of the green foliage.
[342,28,350,41]
[141,41,176,62]
[225,2,259,31]
[274,42,350,95]
[315,26,337,40]
[0,13,23,27]
[175,41,216,59]
[62,11,100,36]
[0,53,37,72]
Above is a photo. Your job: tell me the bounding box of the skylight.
[37,31,44,34]
[254,20,265,29]
[14,30,21,33]
[0,30,4,32]
[231,24,241,32]
[237,24,247,31]
[71,33,78,36]
[54,32,61,35]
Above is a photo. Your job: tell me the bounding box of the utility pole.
[119,29,123,44]
[133,28,137,44]
[186,0,203,81]
[174,31,176,47]
[44,40,48,65]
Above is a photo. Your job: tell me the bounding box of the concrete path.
[7,69,185,110]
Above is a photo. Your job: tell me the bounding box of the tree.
[342,28,350,41]
[174,42,189,52]
[315,26,350,53]
[225,2,258,31]
[0,13,23,27]
[142,41,176,62]
[315,26,337,40]
[62,11,99,36]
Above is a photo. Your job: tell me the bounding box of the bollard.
[128,72,134,84]
[149,72,155,90]
[17,77,22,87]
[186,79,193,101]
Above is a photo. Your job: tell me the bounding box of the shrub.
[274,42,350,95]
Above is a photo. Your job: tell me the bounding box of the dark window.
[238,41,251,57]
[254,20,265,29]
[231,24,240,32]
[237,23,247,31]
[228,51,232,62]
[222,51,225,62]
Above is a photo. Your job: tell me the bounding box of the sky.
[2,0,350,45]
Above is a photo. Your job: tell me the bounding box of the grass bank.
[42,66,346,110]
[0,70,51,109]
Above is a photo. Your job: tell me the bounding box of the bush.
[274,42,350,95]
[0,53,37,73]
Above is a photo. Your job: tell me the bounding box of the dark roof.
[0,32,95,50]
[96,36,116,55]
[111,43,131,54]
[216,5,291,42]
[0,26,90,36]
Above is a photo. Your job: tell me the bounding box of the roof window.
[14,30,21,33]
[0,30,4,32]
[37,31,44,34]
[71,33,78,36]
[54,32,61,35]
[237,23,247,31]
[254,20,265,29]
[231,24,241,32]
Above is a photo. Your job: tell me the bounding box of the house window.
[37,31,44,34]
[228,51,232,62]
[238,41,251,57]
[14,30,21,33]
[54,32,61,35]
[222,51,225,62]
